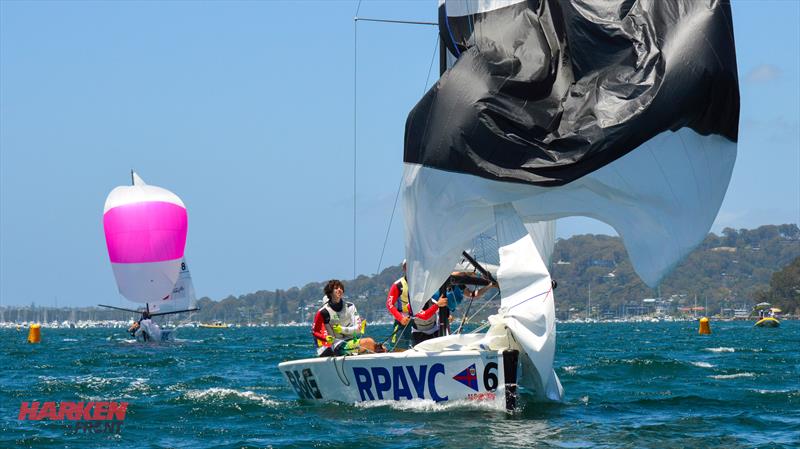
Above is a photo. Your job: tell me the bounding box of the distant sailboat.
[100,171,197,342]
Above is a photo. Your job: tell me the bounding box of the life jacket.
[412,300,439,334]
[320,300,360,340]
[396,276,410,314]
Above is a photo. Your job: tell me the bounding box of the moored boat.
[199,321,230,329]
[752,303,781,328]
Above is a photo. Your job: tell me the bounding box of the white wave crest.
[354,398,502,412]
[704,347,735,353]
[709,372,756,380]
[749,388,792,395]
[690,361,714,368]
[563,366,579,374]
[183,387,279,407]
[124,378,151,393]
[40,375,129,390]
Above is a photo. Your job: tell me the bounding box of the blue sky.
[1,1,797,307]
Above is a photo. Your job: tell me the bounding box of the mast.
[439,30,447,75]
[587,283,591,320]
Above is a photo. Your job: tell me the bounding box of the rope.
[506,288,552,312]
[455,293,476,334]
[466,288,552,334]
[380,321,411,352]
[464,290,500,325]
[334,354,351,386]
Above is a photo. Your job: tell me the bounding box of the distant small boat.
[199,321,230,329]
[754,317,780,328]
[751,302,781,328]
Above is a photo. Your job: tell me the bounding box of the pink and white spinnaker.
[103,172,188,304]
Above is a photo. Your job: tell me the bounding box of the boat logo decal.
[285,368,323,400]
[453,364,479,392]
[352,363,448,402]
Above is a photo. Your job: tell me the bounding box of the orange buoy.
[698,317,711,335]
[28,323,41,343]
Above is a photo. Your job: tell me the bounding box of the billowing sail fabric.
[103,173,188,303]
[493,205,562,401]
[404,0,739,307]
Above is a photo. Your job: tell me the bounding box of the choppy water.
[1,321,798,448]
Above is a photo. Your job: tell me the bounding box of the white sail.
[403,128,736,311]
[491,205,562,401]
[155,259,197,313]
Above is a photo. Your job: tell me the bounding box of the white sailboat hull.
[279,344,544,410]
[134,319,173,343]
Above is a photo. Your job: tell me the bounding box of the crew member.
[386,260,444,348]
[312,280,382,356]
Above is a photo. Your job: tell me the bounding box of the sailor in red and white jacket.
[312,280,364,356]
[386,260,443,348]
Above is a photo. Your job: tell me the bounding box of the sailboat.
[100,171,198,342]
[280,0,739,410]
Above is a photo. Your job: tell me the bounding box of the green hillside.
[188,224,799,323]
[4,224,796,324]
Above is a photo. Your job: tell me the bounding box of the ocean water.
[1,321,798,448]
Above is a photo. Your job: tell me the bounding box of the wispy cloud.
[745,64,782,83]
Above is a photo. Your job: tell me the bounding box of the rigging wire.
[355,1,436,280]
[353,0,363,279]
[375,33,440,276]
[464,290,500,326]
[355,17,437,26]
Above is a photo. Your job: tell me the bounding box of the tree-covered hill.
[3,225,797,324]
[186,224,799,323]
[550,224,800,317]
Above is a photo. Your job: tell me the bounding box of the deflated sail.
[493,206,562,401]
[103,172,188,303]
[404,0,740,306]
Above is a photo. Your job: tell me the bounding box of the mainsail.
[403,0,739,401]
[103,172,188,305]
